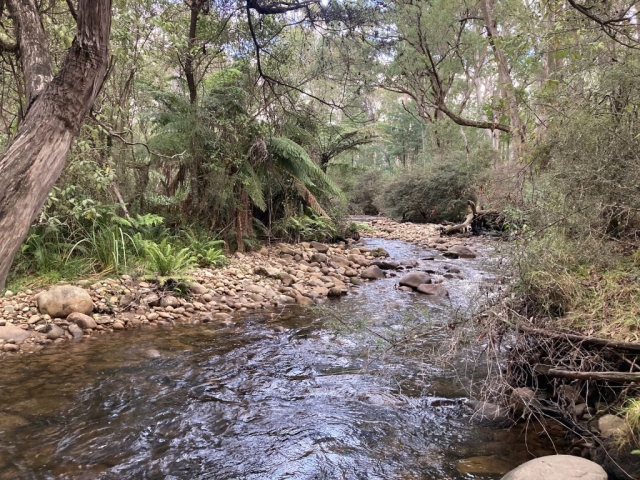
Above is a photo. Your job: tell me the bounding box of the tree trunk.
[0,0,112,289]
[480,0,526,158]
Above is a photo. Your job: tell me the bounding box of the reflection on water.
[0,239,558,479]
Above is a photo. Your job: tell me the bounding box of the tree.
[0,0,112,289]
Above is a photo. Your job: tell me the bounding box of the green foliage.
[142,239,196,276]
[349,170,389,215]
[266,136,344,199]
[182,230,227,268]
[377,152,491,223]
[272,212,338,243]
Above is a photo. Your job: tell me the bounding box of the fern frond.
[292,179,330,218]
[266,137,344,199]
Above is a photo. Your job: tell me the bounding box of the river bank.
[0,218,480,357]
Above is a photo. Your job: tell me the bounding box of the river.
[0,238,559,479]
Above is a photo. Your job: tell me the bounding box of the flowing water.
[0,239,560,480]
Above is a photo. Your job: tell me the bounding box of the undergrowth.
[515,235,640,341]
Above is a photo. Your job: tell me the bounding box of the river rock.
[371,260,399,270]
[311,253,328,264]
[296,295,315,306]
[501,455,607,480]
[67,312,97,330]
[310,241,329,253]
[190,282,208,295]
[0,325,31,343]
[465,399,509,424]
[3,343,19,352]
[598,414,626,438]
[399,272,432,289]
[160,296,180,308]
[45,324,65,340]
[67,323,84,339]
[256,266,281,278]
[444,245,477,259]
[347,254,369,267]
[36,285,93,318]
[245,285,267,295]
[360,265,385,280]
[416,284,449,296]
[278,244,298,256]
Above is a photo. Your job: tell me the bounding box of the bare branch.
[65,0,78,21]
[91,114,187,160]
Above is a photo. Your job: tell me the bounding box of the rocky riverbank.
[0,218,480,357]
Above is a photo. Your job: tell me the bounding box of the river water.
[0,239,559,479]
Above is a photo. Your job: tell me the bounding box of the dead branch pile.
[440,200,503,235]
[478,302,640,478]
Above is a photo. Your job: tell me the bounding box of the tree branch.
[65,0,78,21]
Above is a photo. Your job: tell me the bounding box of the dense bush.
[349,170,389,215]
[376,153,491,223]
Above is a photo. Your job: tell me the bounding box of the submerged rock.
[444,245,477,259]
[416,284,449,296]
[465,399,510,424]
[371,260,399,270]
[399,272,432,289]
[501,455,607,480]
[36,285,93,318]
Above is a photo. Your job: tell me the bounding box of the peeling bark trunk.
[0,0,112,289]
[6,0,53,107]
[480,0,526,158]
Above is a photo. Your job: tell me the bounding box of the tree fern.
[266,136,344,199]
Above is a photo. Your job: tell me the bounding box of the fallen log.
[546,368,640,383]
[517,323,640,353]
[441,200,500,234]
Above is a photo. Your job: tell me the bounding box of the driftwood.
[546,368,640,383]
[517,323,640,353]
[441,200,500,234]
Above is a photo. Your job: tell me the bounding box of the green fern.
[143,239,196,276]
[266,137,344,199]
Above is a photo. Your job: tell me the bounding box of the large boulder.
[360,265,385,280]
[36,285,93,318]
[399,272,432,289]
[501,455,607,480]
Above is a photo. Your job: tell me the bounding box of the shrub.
[377,152,490,223]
